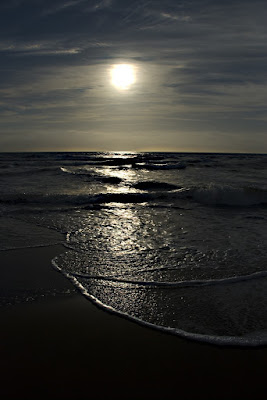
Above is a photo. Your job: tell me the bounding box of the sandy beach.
[1,245,267,400]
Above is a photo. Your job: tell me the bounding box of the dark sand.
[1,246,267,400]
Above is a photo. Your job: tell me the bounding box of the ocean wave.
[84,291,267,347]
[192,185,267,206]
[132,162,186,170]
[58,267,267,288]
[64,156,147,167]
[60,166,123,184]
[132,181,179,191]
[1,185,266,209]
[0,166,60,176]
[0,192,151,206]
[52,256,267,347]
[88,192,151,204]
[60,166,93,176]
[100,176,123,184]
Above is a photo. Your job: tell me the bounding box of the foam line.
[61,268,267,288]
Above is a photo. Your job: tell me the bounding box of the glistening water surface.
[1,152,267,345]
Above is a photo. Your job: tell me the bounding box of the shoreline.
[1,246,267,399]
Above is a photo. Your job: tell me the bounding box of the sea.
[1,151,267,346]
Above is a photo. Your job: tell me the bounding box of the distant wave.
[0,166,60,176]
[61,161,187,173]
[60,166,93,176]
[61,167,123,184]
[132,162,186,170]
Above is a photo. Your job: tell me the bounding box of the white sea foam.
[63,268,267,288]
[52,255,267,347]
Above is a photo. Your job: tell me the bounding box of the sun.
[111,64,135,90]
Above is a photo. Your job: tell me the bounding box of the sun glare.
[111,64,135,90]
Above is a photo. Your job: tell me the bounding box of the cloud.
[41,0,87,16]
[0,40,82,56]
[87,0,113,12]
[0,0,267,151]
[161,12,192,22]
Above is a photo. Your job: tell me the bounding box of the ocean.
[1,151,267,346]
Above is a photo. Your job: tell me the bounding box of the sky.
[0,0,266,153]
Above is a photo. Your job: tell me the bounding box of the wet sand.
[1,246,267,399]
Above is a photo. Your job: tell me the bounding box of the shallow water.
[1,151,267,345]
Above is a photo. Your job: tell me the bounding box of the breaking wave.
[1,184,267,209]
[132,162,186,170]
[132,181,179,191]
[192,185,267,206]
[0,192,151,207]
